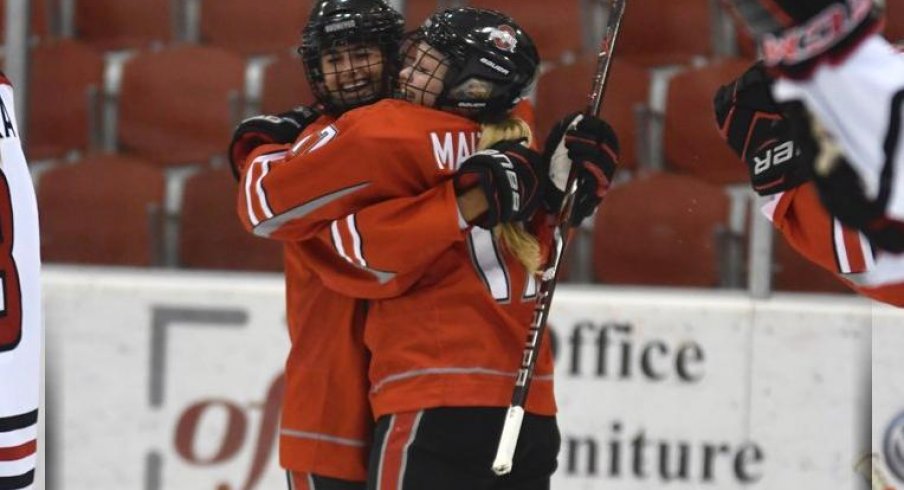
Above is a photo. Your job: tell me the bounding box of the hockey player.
[0,74,43,489]
[230,3,552,486]
[229,1,405,488]
[714,61,904,305]
[232,7,619,488]
[722,0,904,253]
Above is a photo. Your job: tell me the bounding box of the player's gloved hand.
[228,106,320,180]
[724,0,882,78]
[542,113,619,226]
[713,61,809,196]
[453,140,544,229]
[782,101,904,252]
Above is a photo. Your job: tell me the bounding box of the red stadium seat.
[179,167,283,271]
[536,56,650,170]
[735,28,758,60]
[618,0,712,66]
[260,52,315,114]
[0,0,48,42]
[773,235,854,294]
[406,0,438,31]
[117,45,246,166]
[592,172,731,287]
[468,0,583,60]
[886,1,904,43]
[75,0,173,50]
[27,40,104,160]
[37,154,165,266]
[199,0,312,56]
[664,58,752,185]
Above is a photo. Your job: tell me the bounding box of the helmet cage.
[299,2,404,115]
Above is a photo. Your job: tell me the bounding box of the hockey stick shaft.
[491,0,627,476]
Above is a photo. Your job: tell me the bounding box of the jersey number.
[0,172,22,352]
[467,227,537,302]
[292,125,339,156]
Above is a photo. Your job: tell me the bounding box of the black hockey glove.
[228,106,320,180]
[723,0,882,78]
[543,113,619,226]
[454,140,544,229]
[713,61,809,196]
[783,101,904,253]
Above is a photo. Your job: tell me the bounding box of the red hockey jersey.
[234,116,373,480]
[768,182,904,306]
[254,119,468,480]
[238,100,549,479]
[237,99,555,422]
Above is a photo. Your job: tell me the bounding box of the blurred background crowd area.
[7,0,903,292]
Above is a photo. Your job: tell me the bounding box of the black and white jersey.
[772,35,904,281]
[0,75,42,490]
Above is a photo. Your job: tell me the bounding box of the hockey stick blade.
[491,0,627,477]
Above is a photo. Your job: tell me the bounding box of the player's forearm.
[313,182,468,299]
[237,144,379,242]
[769,183,874,277]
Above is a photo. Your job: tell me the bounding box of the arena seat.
[260,51,315,114]
[618,0,713,66]
[75,0,173,50]
[886,1,904,43]
[37,154,165,266]
[179,167,283,271]
[664,58,752,185]
[406,0,438,31]
[468,0,583,60]
[0,0,48,43]
[117,45,246,166]
[536,56,650,170]
[592,172,731,287]
[733,16,758,59]
[199,0,312,56]
[27,39,104,160]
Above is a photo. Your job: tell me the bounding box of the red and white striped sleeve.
[767,183,875,275]
[235,120,387,242]
[766,183,904,305]
[240,148,291,231]
[828,217,875,274]
[309,181,467,299]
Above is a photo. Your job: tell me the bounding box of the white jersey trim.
[370,366,554,395]
[833,219,852,273]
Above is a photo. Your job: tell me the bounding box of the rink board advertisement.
[42,267,903,490]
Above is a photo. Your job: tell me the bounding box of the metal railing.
[4,0,30,139]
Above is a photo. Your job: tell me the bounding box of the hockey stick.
[855,453,896,490]
[491,0,627,476]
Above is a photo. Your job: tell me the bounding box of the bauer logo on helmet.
[324,19,356,33]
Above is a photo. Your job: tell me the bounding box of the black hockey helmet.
[299,0,404,115]
[404,8,539,121]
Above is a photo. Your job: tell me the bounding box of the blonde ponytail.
[478,118,542,274]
